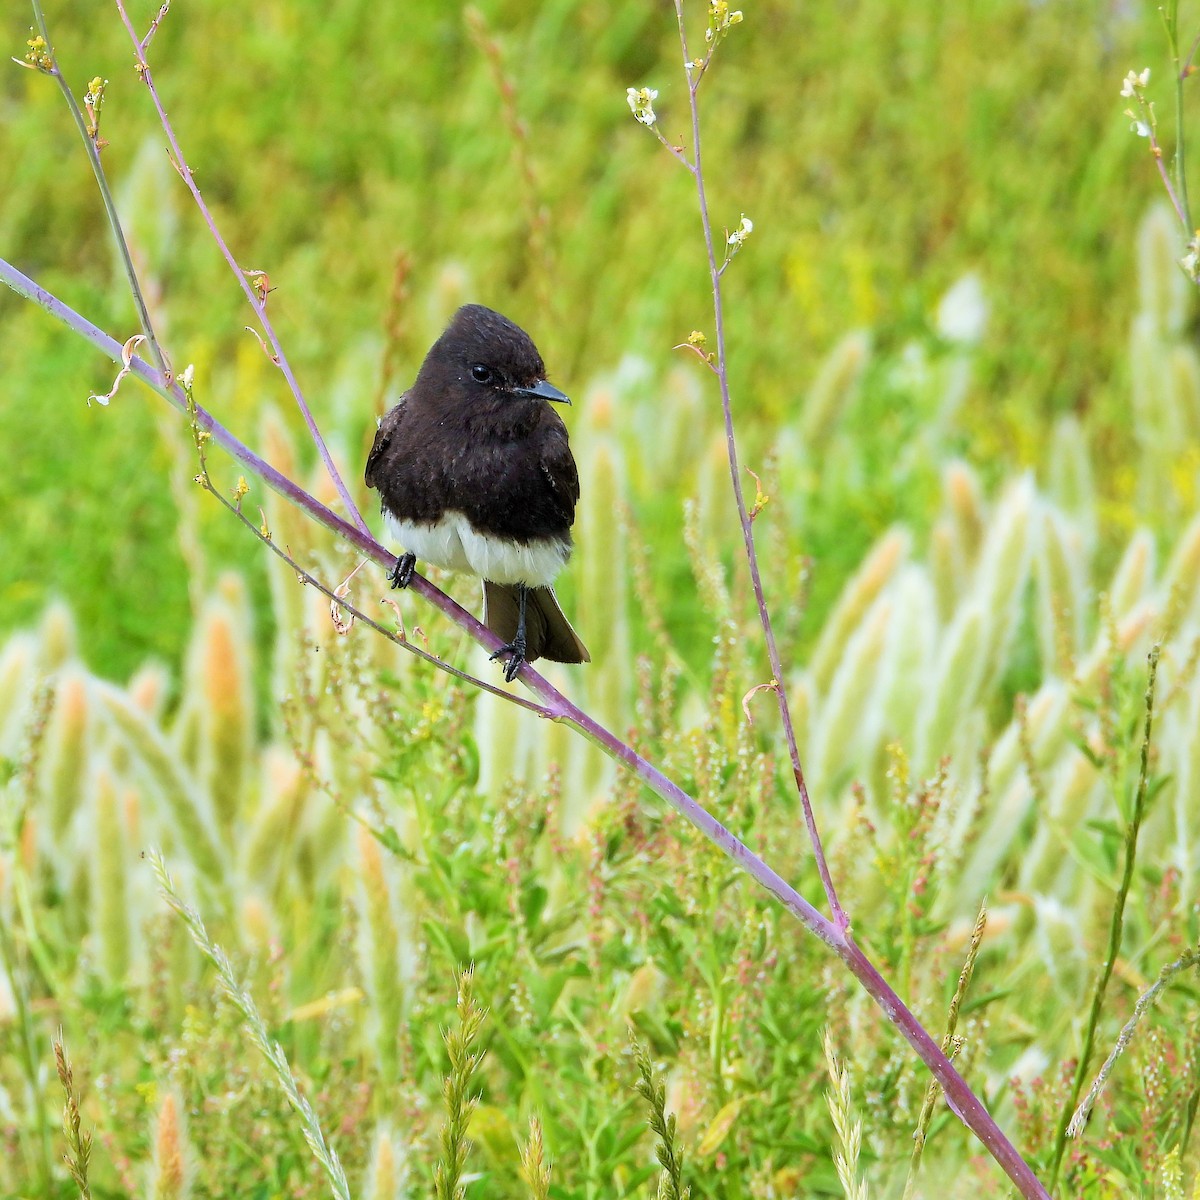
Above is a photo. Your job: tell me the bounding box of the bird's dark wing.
[364,395,408,490]
[538,417,581,524]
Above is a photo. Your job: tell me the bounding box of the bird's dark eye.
[470,364,494,384]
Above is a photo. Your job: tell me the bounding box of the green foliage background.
[3,2,1200,1199]
[0,0,1167,673]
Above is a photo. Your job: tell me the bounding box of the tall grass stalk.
[520,1116,552,1200]
[1047,645,1162,1189]
[0,685,57,1192]
[148,849,352,1200]
[633,1036,691,1200]
[433,968,486,1200]
[903,901,987,1199]
[54,1035,93,1200]
[823,1030,867,1200]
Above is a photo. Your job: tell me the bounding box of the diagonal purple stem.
[2,252,1048,1198]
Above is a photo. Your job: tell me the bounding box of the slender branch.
[110,0,371,539]
[150,850,352,1200]
[641,8,1045,1195]
[194,463,553,716]
[2,251,1047,1196]
[671,1,844,930]
[140,1,170,51]
[1068,945,1200,1138]
[183,362,537,708]
[29,1,171,386]
[0,254,535,705]
[1124,70,1191,237]
[1150,125,1191,235]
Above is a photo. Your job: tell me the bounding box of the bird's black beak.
[516,379,571,405]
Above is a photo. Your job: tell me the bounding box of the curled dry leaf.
[379,596,407,642]
[330,560,369,635]
[89,334,147,406]
[244,326,280,365]
[741,678,779,724]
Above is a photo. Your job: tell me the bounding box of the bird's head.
[413,304,570,413]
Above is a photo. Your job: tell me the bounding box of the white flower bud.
[626,86,659,126]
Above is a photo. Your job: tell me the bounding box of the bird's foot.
[388,552,416,589]
[490,634,528,683]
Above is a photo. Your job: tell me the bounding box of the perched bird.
[365,303,590,681]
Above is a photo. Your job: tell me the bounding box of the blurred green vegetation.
[0,0,1168,681]
[5,1,1200,1197]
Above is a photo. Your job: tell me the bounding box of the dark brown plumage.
[365,304,589,680]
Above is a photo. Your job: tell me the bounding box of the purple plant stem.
[111,0,372,540]
[1,259,478,645]
[660,7,1047,1195]
[222,491,554,715]
[1,252,1049,1199]
[672,4,844,931]
[1150,127,1192,235]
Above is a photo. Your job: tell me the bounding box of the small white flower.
[1132,119,1151,137]
[1120,67,1151,97]
[726,214,754,249]
[626,86,658,126]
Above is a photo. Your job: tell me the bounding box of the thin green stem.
[1164,0,1192,230]
[29,0,171,385]
[904,901,987,1199]
[1047,645,1161,1190]
[150,850,352,1200]
[0,905,52,1192]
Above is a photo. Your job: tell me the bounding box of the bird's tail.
[483,582,590,665]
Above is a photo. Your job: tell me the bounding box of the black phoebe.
[365,304,590,681]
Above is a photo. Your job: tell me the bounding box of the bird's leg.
[490,582,528,682]
[388,551,417,589]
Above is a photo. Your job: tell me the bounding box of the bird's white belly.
[383,509,569,587]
